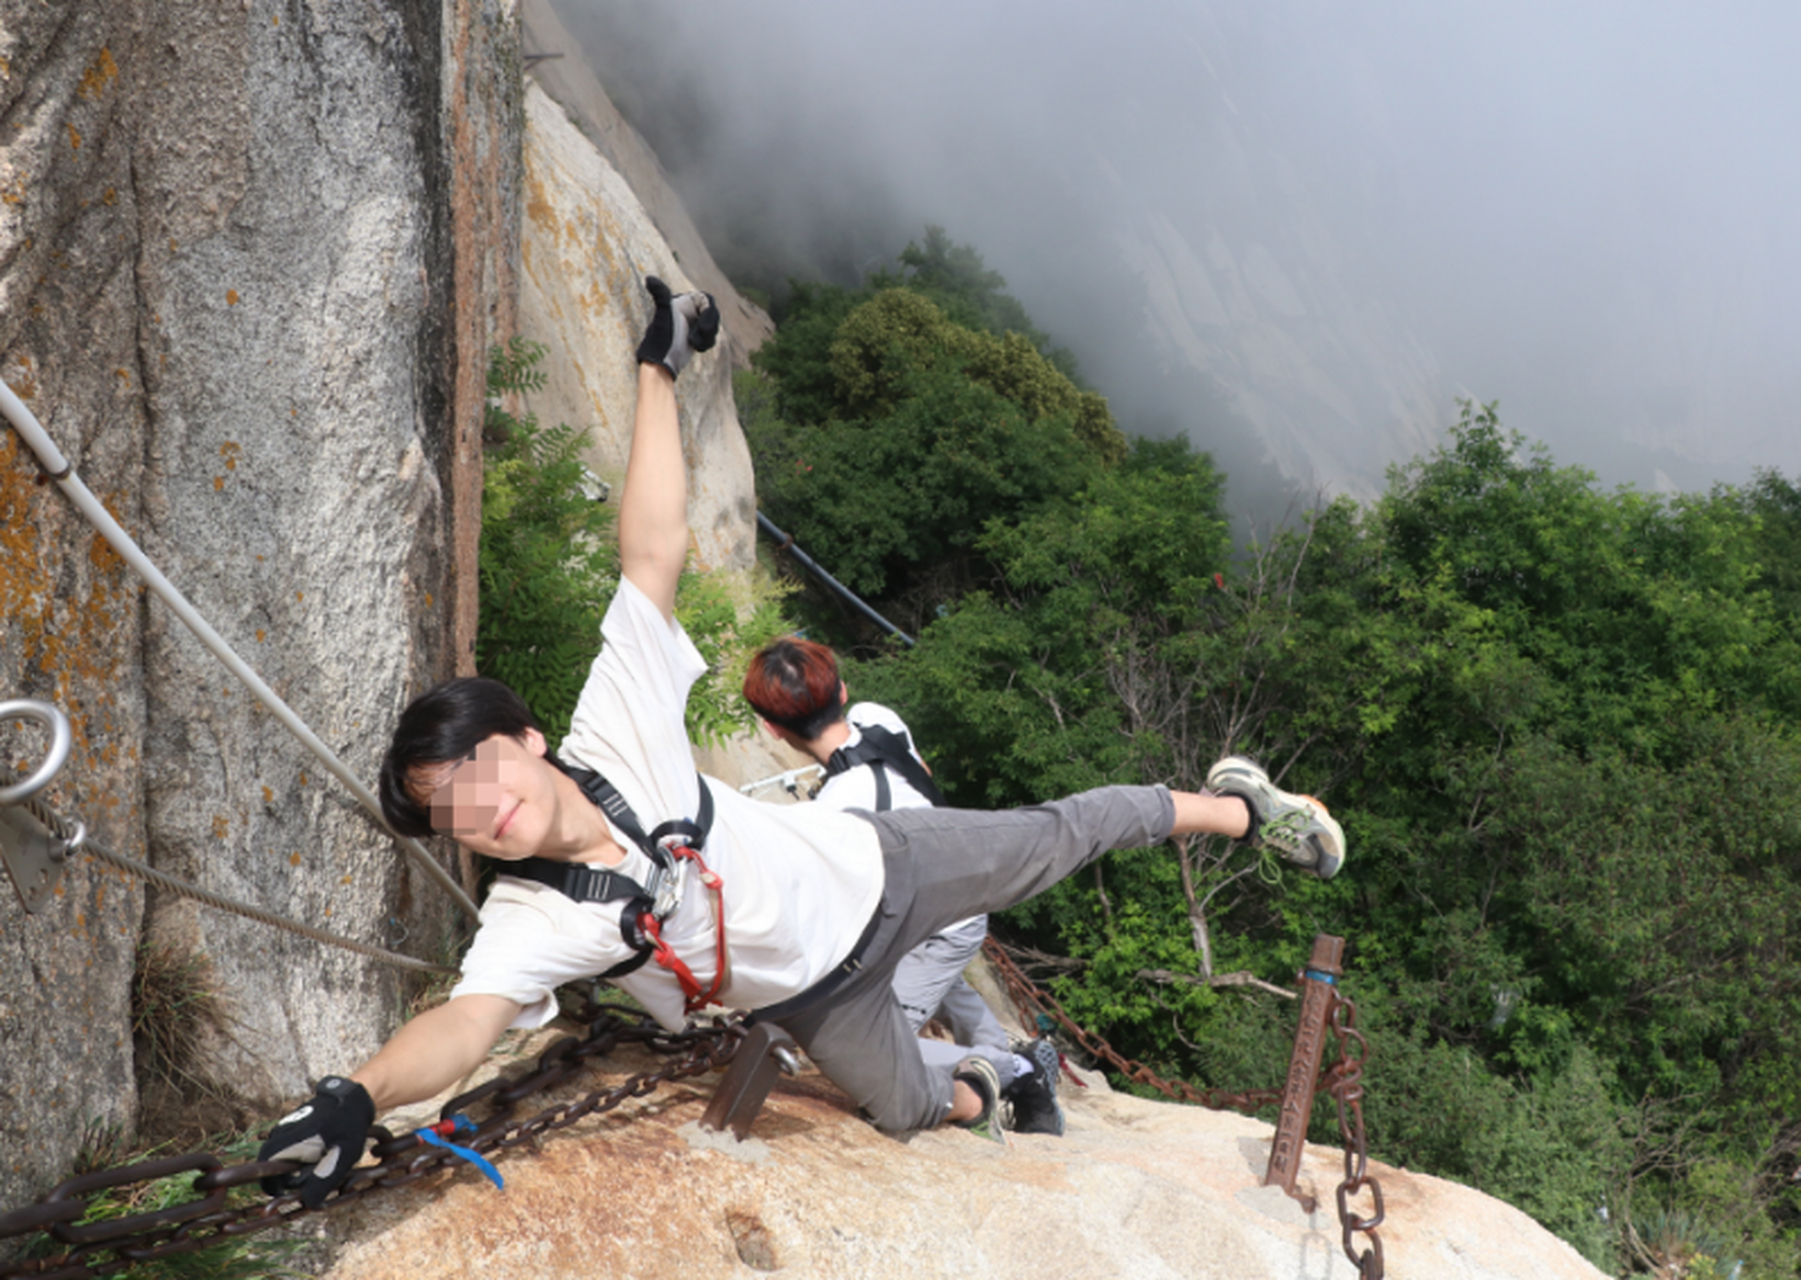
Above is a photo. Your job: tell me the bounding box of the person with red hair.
[744,638,1065,1136]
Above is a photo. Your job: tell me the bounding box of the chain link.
[0,1004,743,1280]
[982,937,1283,1113]
[2,945,1388,1279]
[985,937,1385,1277]
[1324,994,1385,1279]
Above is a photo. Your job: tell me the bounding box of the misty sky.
[556,0,1800,503]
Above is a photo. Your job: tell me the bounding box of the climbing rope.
[0,1003,744,1279]
[0,378,478,921]
[0,760,455,976]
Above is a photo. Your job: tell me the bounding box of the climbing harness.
[509,765,728,1014]
[0,1003,745,1280]
[985,933,1388,1280]
[742,904,882,1024]
[0,377,478,921]
[823,723,945,811]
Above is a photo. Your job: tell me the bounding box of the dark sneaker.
[952,1055,1006,1145]
[1206,756,1345,880]
[1005,1037,1066,1136]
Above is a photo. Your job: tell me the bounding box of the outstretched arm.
[619,277,720,620]
[350,993,522,1110]
[618,363,686,619]
[258,993,520,1207]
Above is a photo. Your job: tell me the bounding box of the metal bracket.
[0,804,67,914]
[698,1022,801,1140]
[1263,933,1346,1213]
[0,699,75,913]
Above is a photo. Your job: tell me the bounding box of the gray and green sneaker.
[1206,756,1345,880]
[952,1055,1007,1145]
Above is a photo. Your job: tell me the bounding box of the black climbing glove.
[258,1076,376,1208]
[635,275,720,376]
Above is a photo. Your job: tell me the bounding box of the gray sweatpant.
[895,916,1014,1088]
[772,784,1175,1134]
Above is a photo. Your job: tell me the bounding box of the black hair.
[379,677,544,838]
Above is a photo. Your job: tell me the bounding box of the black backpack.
[823,724,946,811]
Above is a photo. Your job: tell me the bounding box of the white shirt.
[451,579,886,1030]
[812,702,981,934]
[812,702,938,813]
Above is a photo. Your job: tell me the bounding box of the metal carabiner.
[0,699,73,807]
[644,851,688,921]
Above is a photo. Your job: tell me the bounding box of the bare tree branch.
[1139,968,1298,1000]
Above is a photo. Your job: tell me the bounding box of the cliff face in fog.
[1109,162,1445,503]
[537,0,1454,508]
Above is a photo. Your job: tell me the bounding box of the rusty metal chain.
[987,936,1386,1278]
[983,936,1282,1113]
[0,1003,745,1280]
[1323,993,1385,1280]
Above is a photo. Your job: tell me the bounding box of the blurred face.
[411,729,556,860]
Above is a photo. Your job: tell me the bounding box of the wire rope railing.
[0,378,478,921]
[755,511,915,647]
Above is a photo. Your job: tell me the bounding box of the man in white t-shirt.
[258,278,1347,1207]
[742,640,1065,1136]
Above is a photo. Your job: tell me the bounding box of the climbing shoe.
[1206,756,1345,880]
[952,1055,1006,1145]
[1005,1037,1066,1137]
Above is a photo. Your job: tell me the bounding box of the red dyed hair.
[743,637,844,740]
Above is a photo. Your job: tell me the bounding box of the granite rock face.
[516,78,755,576]
[518,0,774,370]
[514,2,774,578]
[312,1027,1610,1280]
[0,0,517,1212]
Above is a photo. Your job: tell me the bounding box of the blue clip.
[415,1114,504,1190]
[1302,968,1339,986]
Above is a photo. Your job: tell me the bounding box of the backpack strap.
[562,763,715,860]
[825,724,946,811]
[510,765,726,1001]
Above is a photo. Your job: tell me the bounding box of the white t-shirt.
[812,702,938,812]
[812,702,981,935]
[451,578,886,1031]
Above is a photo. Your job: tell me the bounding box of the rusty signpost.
[1263,933,1345,1210]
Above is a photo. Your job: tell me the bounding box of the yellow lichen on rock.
[77,48,118,101]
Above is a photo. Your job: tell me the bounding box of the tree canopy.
[745,232,1801,1276]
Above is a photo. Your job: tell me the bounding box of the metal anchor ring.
[0,700,73,807]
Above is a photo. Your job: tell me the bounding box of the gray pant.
[773,784,1174,1134]
[893,917,1015,1087]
